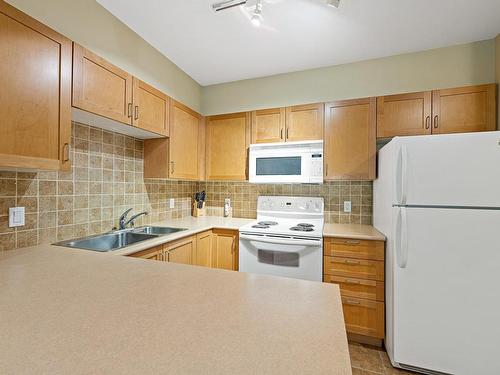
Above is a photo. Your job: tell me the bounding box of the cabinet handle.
[344,240,361,245]
[344,259,360,265]
[325,164,328,177]
[280,129,283,140]
[134,105,139,120]
[344,299,361,306]
[127,103,133,118]
[170,161,175,174]
[344,279,361,285]
[286,128,289,140]
[62,143,70,162]
[425,116,430,129]
[433,115,439,129]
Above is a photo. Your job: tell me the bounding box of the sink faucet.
[118,208,149,230]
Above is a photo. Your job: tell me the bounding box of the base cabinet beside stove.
[323,237,385,345]
[128,230,239,271]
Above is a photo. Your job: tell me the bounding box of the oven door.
[239,234,323,282]
[249,149,313,184]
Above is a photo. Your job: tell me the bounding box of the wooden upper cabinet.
[432,84,496,134]
[324,98,376,180]
[132,78,169,136]
[376,91,432,138]
[251,108,285,144]
[169,100,201,180]
[206,112,250,181]
[73,43,133,125]
[0,1,72,171]
[285,103,324,142]
[212,229,238,271]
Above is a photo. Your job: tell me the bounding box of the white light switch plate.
[343,201,352,213]
[9,207,25,227]
[169,198,175,208]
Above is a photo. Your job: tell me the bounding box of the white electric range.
[239,196,324,282]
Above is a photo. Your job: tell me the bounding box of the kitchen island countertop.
[0,244,352,375]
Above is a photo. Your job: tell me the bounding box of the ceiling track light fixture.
[326,0,341,8]
[251,0,263,27]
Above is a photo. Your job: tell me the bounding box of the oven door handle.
[240,233,321,247]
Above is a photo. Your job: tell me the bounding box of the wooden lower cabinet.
[127,229,239,271]
[195,230,213,267]
[128,245,164,261]
[212,229,239,271]
[165,236,196,265]
[324,237,385,343]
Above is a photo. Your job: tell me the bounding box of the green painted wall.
[201,40,496,115]
[6,0,202,112]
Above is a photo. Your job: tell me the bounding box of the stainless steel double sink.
[53,226,187,252]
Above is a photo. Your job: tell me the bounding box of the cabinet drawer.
[323,256,384,281]
[324,238,384,261]
[324,275,384,302]
[342,297,384,339]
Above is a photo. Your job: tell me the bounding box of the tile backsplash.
[198,181,372,224]
[0,123,372,251]
[0,123,196,251]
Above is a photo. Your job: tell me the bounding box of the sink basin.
[134,226,187,235]
[54,231,158,252]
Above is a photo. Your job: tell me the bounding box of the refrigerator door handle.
[399,207,409,268]
[401,145,408,205]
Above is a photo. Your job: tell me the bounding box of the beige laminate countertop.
[0,245,351,375]
[323,223,386,241]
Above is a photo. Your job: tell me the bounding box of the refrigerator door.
[392,132,500,207]
[391,207,500,374]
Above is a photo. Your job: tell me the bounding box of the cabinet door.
[195,230,213,267]
[128,245,163,261]
[432,84,496,134]
[169,100,201,180]
[324,98,376,180]
[251,108,285,144]
[73,43,133,125]
[212,229,238,271]
[285,103,324,142]
[206,113,249,181]
[132,78,169,136]
[166,236,196,265]
[376,92,432,138]
[0,2,71,171]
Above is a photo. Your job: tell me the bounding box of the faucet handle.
[119,208,133,221]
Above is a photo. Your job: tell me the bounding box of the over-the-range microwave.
[248,140,323,184]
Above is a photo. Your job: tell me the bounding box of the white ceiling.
[96,0,500,86]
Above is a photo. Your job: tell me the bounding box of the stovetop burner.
[258,221,278,226]
[252,224,271,229]
[297,223,314,228]
[290,226,314,232]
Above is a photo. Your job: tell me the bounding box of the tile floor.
[349,342,416,374]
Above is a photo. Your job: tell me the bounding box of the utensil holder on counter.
[192,202,206,217]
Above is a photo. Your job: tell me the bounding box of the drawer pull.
[344,299,361,306]
[344,240,361,245]
[344,279,361,285]
[344,259,360,265]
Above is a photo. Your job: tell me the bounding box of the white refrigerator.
[374,131,500,375]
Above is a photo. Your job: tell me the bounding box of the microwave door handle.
[240,234,321,247]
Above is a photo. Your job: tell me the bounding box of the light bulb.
[251,13,262,27]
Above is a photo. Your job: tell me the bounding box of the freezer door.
[392,207,500,374]
[393,132,500,207]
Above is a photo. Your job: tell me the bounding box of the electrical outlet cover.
[9,207,25,227]
[169,198,175,208]
[343,201,352,213]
